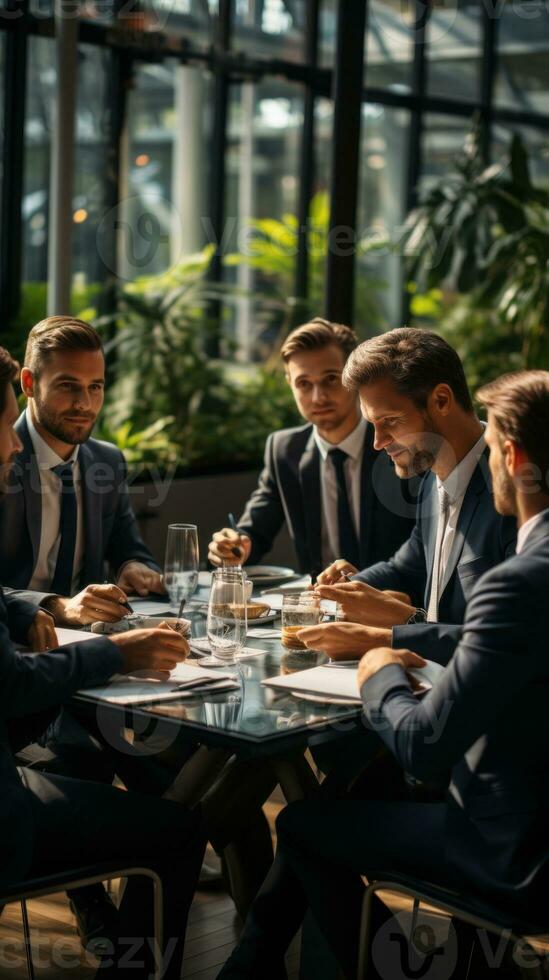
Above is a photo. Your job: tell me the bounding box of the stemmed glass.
[207,567,248,664]
[163,523,199,610]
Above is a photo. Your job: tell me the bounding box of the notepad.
[263,659,446,704]
[78,662,239,705]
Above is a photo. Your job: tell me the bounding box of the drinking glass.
[207,567,248,664]
[281,593,321,650]
[164,524,199,609]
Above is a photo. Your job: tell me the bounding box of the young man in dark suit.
[300,328,516,666]
[208,319,417,578]
[0,345,204,979]
[0,315,163,631]
[218,370,549,979]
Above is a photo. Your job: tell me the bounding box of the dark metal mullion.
[325,0,367,326]
[207,0,232,356]
[480,0,498,164]
[294,0,320,316]
[0,0,29,328]
[400,0,429,326]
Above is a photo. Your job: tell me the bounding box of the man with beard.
[0,345,205,980]
[299,328,517,666]
[0,315,163,628]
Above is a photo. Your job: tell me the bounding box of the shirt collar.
[26,407,79,471]
[437,424,486,506]
[314,416,367,462]
[516,508,549,554]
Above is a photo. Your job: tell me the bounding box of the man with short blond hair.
[209,317,416,578]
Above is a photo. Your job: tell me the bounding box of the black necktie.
[329,448,360,568]
[51,462,77,596]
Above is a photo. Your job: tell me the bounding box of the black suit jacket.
[357,451,517,664]
[0,587,122,887]
[238,423,418,577]
[0,413,159,603]
[362,510,549,920]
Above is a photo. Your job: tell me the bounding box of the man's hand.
[383,590,412,605]
[315,559,359,586]
[296,622,391,660]
[117,561,165,597]
[208,529,252,567]
[27,609,58,652]
[357,647,427,690]
[110,627,189,676]
[44,585,131,627]
[314,581,414,628]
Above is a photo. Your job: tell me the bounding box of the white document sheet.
[263,659,446,704]
[78,662,238,705]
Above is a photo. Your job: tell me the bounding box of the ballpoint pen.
[227,513,244,558]
[104,579,134,615]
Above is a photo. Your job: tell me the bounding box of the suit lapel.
[359,423,376,567]
[78,443,102,585]
[440,455,488,595]
[298,431,322,577]
[15,414,42,571]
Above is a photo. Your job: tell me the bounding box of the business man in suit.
[208,319,418,578]
[300,328,516,667]
[218,368,549,980]
[0,344,205,979]
[0,315,163,630]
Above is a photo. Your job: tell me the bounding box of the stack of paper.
[78,662,239,706]
[263,665,362,703]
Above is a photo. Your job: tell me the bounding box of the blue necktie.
[51,463,77,596]
[329,448,360,569]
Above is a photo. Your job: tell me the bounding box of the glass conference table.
[71,579,365,785]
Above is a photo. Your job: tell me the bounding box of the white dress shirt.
[26,408,85,596]
[427,426,486,621]
[314,416,366,568]
[516,508,549,554]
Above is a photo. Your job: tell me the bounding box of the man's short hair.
[342,327,473,413]
[0,347,19,416]
[280,318,358,365]
[477,370,549,488]
[24,316,103,377]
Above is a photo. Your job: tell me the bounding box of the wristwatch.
[406,608,428,624]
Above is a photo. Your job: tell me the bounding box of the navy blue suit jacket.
[0,587,122,887]
[238,422,419,578]
[356,451,517,664]
[0,413,159,604]
[362,510,549,920]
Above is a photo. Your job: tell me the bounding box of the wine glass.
[163,524,199,610]
[207,567,247,664]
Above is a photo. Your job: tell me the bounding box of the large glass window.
[419,113,471,197]
[22,37,55,313]
[224,77,304,359]
[355,103,409,331]
[117,61,213,282]
[365,0,414,93]
[426,0,482,102]
[495,0,549,115]
[233,0,306,63]
[492,122,549,191]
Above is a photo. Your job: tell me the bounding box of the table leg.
[272,751,321,803]
[162,745,232,808]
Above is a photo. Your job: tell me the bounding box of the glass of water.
[281,593,321,650]
[207,567,248,664]
[164,524,199,609]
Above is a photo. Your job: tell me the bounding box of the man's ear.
[20,367,34,399]
[502,438,524,478]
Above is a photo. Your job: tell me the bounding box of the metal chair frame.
[358,877,548,980]
[1,864,164,980]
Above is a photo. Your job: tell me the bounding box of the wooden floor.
[1,791,547,980]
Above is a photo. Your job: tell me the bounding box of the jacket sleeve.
[104,452,160,577]
[2,592,40,645]
[237,434,286,564]
[361,562,542,782]
[391,622,463,666]
[354,518,427,608]
[0,610,123,720]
